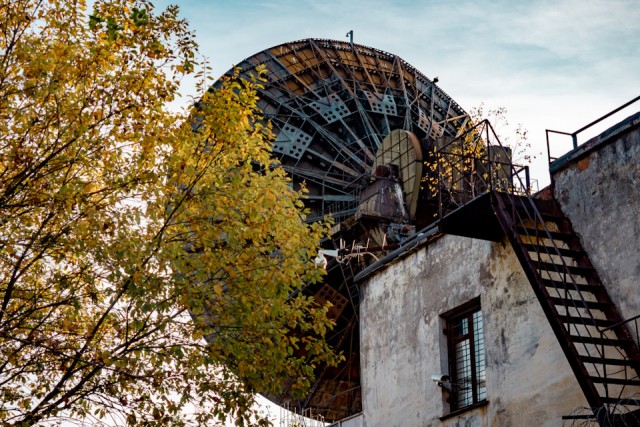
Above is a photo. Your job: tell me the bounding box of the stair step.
[535,261,593,276]
[495,194,640,413]
[517,227,575,242]
[582,356,635,366]
[570,335,633,347]
[533,198,560,212]
[502,196,558,214]
[538,212,567,223]
[541,279,599,293]
[561,414,596,420]
[499,195,556,213]
[591,376,640,386]
[601,397,640,406]
[523,243,584,259]
[512,206,566,224]
[549,297,612,311]
[557,315,612,327]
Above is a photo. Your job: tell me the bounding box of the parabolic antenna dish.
[216,38,468,421]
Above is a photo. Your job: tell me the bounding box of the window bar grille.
[449,309,486,410]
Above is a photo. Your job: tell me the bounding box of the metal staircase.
[434,118,640,424]
[491,191,640,423]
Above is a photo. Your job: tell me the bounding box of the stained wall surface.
[359,235,587,426]
[553,115,640,322]
[358,114,640,426]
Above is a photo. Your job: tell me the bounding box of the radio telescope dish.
[216,38,468,421]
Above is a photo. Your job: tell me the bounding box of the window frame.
[442,297,486,412]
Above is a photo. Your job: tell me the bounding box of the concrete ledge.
[439,400,489,421]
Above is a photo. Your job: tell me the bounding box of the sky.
[157,0,640,187]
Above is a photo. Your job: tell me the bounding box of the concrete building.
[349,109,640,426]
[221,39,640,426]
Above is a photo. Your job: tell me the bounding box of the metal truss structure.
[218,38,469,422]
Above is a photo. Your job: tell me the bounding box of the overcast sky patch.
[157,0,640,186]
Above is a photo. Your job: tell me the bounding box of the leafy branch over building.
[0,1,339,425]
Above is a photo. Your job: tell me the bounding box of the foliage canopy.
[0,0,337,425]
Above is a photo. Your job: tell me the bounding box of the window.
[445,300,486,411]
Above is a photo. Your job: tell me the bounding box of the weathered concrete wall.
[553,119,640,322]
[360,235,587,427]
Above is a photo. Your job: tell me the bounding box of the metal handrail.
[546,95,640,164]
[436,116,640,416]
[503,148,640,414]
[600,314,640,336]
[434,119,526,218]
[435,118,615,384]
[598,314,640,413]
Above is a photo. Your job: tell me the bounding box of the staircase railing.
[434,119,529,219]
[435,122,593,318]
[435,120,619,348]
[598,314,640,411]
[545,94,640,165]
[491,191,615,410]
[434,118,639,415]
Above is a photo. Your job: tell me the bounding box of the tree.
[0,1,338,425]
